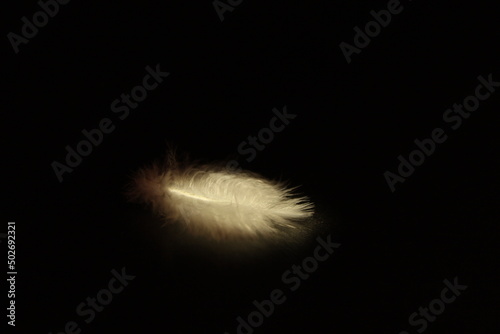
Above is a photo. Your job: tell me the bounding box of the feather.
[126,151,314,240]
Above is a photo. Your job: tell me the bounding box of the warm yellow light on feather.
[127,151,314,240]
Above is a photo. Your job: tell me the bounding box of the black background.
[3,0,500,333]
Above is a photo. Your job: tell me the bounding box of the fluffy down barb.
[127,154,314,240]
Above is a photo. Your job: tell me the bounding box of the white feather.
[127,152,314,240]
